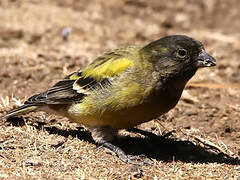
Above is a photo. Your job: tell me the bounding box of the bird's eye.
[177,49,187,58]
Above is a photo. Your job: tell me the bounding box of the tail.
[0,104,38,119]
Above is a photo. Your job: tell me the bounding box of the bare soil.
[0,0,240,179]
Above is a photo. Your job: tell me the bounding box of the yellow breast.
[67,99,171,129]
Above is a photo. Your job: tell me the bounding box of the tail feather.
[0,105,38,119]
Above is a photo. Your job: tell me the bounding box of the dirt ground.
[0,0,240,179]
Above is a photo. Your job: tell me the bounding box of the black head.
[140,35,216,81]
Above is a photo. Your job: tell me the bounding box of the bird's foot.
[101,142,152,166]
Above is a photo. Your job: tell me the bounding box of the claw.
[101,142,152,165]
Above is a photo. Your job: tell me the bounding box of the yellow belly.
[66,78,182,129]
[67,101,171,129]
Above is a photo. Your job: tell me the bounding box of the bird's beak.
[196,50,216,68]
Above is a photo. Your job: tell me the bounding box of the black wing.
[24,72,111,105]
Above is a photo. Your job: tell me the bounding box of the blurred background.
[0,0,239,178]
[0,0,239,95]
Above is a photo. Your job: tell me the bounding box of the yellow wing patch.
[69,73,81,80]
[82,58,133,80]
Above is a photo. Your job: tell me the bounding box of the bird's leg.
[89,126,130,162]
[89,126,152,165]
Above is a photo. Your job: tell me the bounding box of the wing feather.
[24,47,136,106]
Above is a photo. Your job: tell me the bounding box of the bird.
[1,35,216,163]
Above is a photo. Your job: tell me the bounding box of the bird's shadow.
[40,123,240,165]
[5,117,240,165]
